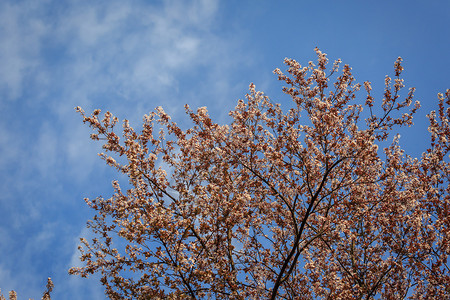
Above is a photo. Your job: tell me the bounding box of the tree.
[70,48,449,299]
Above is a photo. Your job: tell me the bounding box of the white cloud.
[54,0,220,94]
[0,1,48,101]
[33,122,58,178]
[0,122,21,171]
[69,226,91,269]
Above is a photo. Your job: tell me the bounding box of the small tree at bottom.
[0,278,53,300]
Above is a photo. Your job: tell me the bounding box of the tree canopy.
[70,49,450,299]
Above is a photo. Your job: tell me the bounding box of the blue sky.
[0,0,449,298]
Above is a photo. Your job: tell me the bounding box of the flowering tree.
[70,49,449,299]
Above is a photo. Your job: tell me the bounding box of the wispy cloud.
[0,1,48,101]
